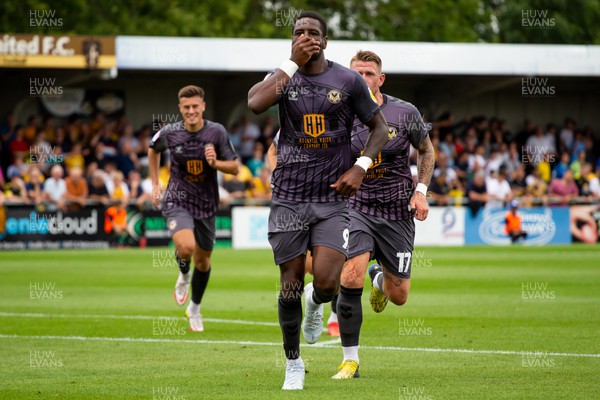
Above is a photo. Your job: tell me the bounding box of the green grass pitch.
[0,246,599,399]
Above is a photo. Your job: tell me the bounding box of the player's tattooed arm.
[416,136,434,186]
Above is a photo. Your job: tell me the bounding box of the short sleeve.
[405,105,430,149]
[149,128,168,153]
[349,71,380,124]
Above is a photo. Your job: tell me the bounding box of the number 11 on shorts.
[396,252,412,273]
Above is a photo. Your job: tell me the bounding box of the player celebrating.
[331,50,434,379]
[248,11,388,390]
[148,85,239,332]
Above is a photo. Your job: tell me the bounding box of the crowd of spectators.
[1,111,599,218]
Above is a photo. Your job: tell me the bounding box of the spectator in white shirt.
[486,167,512,207]
[43,164,67,210]
[525,125,551,166]
[468,145,486,174]
[559,117,575,153]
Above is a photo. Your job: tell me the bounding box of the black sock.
[337,286,363,347]
[176,252,190,275]
[331,294,338,314]
[191,268,211,304]
[278,296,302,359]
[312,288,334,305]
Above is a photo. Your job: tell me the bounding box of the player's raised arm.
[248,34,322,114]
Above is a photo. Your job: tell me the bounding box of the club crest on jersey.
[174,145,183,153]
[388,126,398,139]
[186,160,203,175]
[303,114,326,138]
[288,87,298,101]
[169,220,177,230]
[326,89,342,104]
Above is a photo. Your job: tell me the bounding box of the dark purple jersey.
[272,60,380,202]
[350,94,429,220]
[149,120,238,218]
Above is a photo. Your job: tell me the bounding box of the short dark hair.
[293,11,327,37]
[178,85,204,100]
[350,50,382,71]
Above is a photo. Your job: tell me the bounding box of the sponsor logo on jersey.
[186,160,203,175]
[303,114,325,138]
[326,89,342,104]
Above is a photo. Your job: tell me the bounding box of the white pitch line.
[313,338,341,347]
[0,312,278,327]
[1,334,598,359]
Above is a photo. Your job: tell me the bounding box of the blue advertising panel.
[465,206,571,245]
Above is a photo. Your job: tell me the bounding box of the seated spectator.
[503,142,521,174]
[484,147,503,177]
[26,167,45,206]
[42,165,67,210]
[63,166,88,211]
[587,165,600,198]
[576,163,597,198]
[525,125,551,166]
[448,178,465,205]
[524,170,548,206]
[428,170,450,205]
[570,150,586,181]
[536,156,551,183]
[438,132,457,167]
[434,152,457,185]
[106,170,130,204]
[64,143,85,171]
[466,172,487,216]
[9,126,29,161]
[4,172,28,203]
[468,144,486,173]
[509,165,528,198]
[544,123,557,155]
[88,171,110,205]
[454,151,470,182]
[247,142,265,177]
[552,152,570,179]
[7,157,28,182]
[548,169,579,204]
[486,167,512,207]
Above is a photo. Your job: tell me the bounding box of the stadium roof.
[117,36,600,77]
